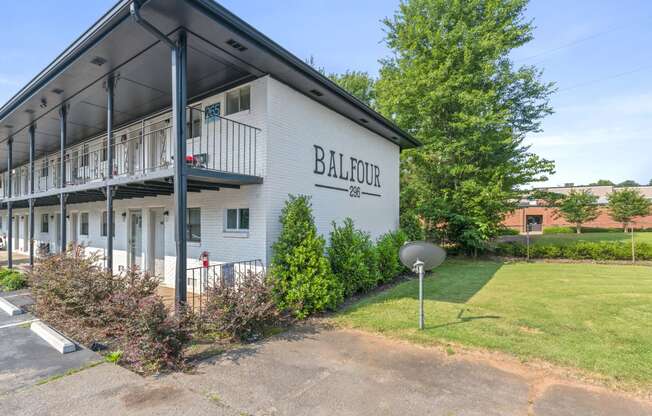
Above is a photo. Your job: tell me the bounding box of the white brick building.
[0,0,418,302]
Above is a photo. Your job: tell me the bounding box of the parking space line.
[0,319,39,330]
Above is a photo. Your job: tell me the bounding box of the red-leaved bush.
[201,272,282,342]
[28,247,192,373]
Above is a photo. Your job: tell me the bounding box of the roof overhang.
[0,0,418,171]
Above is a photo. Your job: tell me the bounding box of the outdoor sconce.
[163,211,169,217]
[121,212,127,221]
[50,215,54,219]
[66,215,70,219]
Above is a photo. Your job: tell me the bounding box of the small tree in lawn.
[270,195,344,318]
[607,188,651,232]
[558,190,599,234]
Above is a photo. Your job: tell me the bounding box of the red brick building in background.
[503,185,652,233]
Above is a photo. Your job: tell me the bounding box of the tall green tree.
[329,71,377,109]
[617,180,640,187]
[558,190,599,234]
[607,188,651,232]
[590,179,615,186]
[376,0,555,251]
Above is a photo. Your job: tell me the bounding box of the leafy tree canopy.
[617,180,640,187]
[607,188,651,230]
[329,70,377,109]
[557,190,599,234]
[376,0,555,251]
[589,179,615,186]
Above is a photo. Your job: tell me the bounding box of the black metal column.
[6,137,12,269]
[172,31,188,306]
[106,76,115,272]
[28,124,35,266]
[59,106,67,252]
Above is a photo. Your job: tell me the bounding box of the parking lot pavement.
[0,291,100,395]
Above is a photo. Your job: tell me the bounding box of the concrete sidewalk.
[2,324,651,415]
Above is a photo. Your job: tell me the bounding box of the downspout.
[129,1,176,49]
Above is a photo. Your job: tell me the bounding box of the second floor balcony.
[1,106,262,201]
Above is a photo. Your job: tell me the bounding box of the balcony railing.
[0,107,261,199]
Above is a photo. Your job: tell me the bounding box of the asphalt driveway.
[0,290,99,394]
[3,323,650,416]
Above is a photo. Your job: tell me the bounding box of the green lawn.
[335,260,652,390]
[531,231,652,246]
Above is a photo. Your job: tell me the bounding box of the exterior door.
[129,210,143,268]
[148,208,165,279]
[13,217,18,251]
[23,215,28,252]
[54,214,61,252]
[70,213,78,246]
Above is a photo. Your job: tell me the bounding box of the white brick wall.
[263,76,400,261]
[2,75,401,286]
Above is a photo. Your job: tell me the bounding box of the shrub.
[271,195,344,318]
[497,227,520,236]
[328,218,380,296]
[28,248,191,373]
[493,241,652,261]
[201,272,281,342]
[542,226,574,234]
[0,268,27,291]
[376,229,408,282]
[119,296,192,374]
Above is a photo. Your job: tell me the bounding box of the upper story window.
[225,86,250,115]
[41,160,49,177]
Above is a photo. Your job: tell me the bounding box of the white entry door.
[148,208,166,279]
[129,210,143,269]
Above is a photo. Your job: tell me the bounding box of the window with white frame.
[101,211,115,237]
[225,208,249,232]
[187,208,201,242]
[225,86,251,115]
[41,214,49,233]
[80,213,89,236]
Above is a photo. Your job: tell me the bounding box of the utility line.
[556,63,652,93]
[515,16,650,64]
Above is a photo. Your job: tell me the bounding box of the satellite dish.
[399,241,446,271]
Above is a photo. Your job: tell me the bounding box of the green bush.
[376,229,408,282]
[271,195,344,318]
[497,227,520,236]
[0,268,27,291]
[542,226,574,234]
[543,226,623,234]
[493,241,652,261]
[328,218,380,296]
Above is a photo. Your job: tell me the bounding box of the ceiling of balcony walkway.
[0,0,417,173]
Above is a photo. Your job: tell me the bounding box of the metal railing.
[186,259,265,313]
[0,107,262,199]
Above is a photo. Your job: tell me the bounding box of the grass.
[35,361,104,386]
[334,259,652,390]
[532,231,652,246]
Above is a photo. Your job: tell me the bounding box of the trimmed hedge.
[494,241,652,261]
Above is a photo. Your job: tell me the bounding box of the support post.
[28,124,35,266]
[6,137,13,269]
[106,76,115,272]
[172,31,188,306]
[59,106,67,252]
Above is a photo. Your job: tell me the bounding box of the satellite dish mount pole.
[413,258,425,330]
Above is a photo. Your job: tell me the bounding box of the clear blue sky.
[1,0,651,187]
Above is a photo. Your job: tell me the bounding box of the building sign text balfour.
[313,145,381,198]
